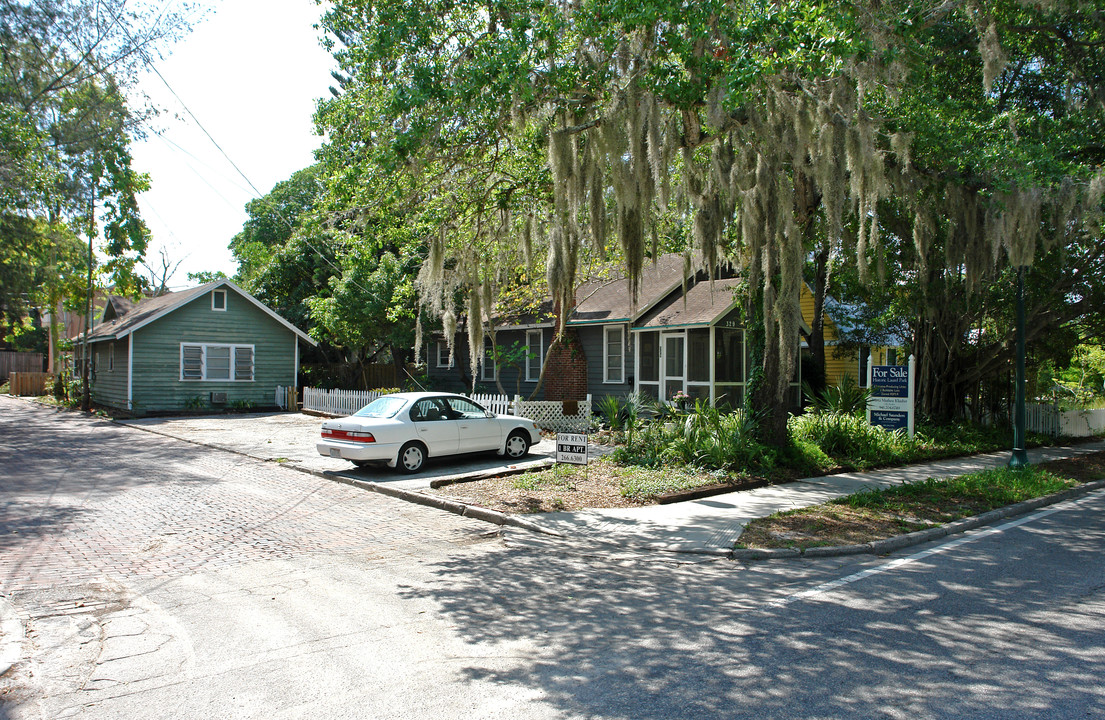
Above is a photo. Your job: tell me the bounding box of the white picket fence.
[469,392,512,415]
[987,402,1105,438]
[280,385,592,430]
[1025,403,1061,437]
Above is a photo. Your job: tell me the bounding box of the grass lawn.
[736,452,1105,550]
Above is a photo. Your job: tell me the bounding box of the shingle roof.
[83,285,212,341]
[79,280,317,345]
[633,277,743,329]
[569,253,693,325]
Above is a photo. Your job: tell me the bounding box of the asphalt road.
[2,396,1103,719]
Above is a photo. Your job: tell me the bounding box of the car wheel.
[504,431,530,460]
[397,442,426,473]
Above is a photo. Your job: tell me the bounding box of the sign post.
[867,354,915,438]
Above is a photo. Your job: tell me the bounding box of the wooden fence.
[0,352,43,382]
[9,372,51,396]
[301,387,385,416]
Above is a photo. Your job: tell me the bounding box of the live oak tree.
[315,0,1104,444]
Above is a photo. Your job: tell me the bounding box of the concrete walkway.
[508,441,1105,554]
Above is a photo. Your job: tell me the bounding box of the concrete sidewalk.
[504,441,1105,555]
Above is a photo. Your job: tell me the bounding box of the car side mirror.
[485,410,494,418]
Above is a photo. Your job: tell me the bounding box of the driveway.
[118,411,560,491]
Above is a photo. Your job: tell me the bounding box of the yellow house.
[799,284,902,389]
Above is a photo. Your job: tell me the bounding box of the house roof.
[633,277,744,329]
[102,295,139,322]
[569,253,698,326]
[81,279,317,346]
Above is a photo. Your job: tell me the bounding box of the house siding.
[129,290,297,413]
[428,328,558,398]
[89,338,129,409]
[577,324,635,402]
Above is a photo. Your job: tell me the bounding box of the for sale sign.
[556,432,588,465]
[867,356,916,437]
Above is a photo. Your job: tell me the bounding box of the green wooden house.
[77,280,316,415]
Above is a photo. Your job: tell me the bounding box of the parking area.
[118,411,558,491]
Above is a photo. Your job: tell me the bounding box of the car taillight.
[321,428,375,443]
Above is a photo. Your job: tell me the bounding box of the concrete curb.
[732,478,1105,561]
[0,597,24,677]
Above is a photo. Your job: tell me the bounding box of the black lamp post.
[1009,265,1029,468]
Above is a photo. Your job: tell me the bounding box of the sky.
[131,0,337,290]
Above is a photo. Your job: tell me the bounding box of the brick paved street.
[0,396,495,595]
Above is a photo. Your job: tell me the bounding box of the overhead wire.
[108,0,383,301]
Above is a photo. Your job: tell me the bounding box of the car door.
[410,397,459,456]
[445,397,502,452]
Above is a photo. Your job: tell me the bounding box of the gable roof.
[101,295,139,322]
[569,253,695,326]
[634,277,743,329]
[82,279,317,346]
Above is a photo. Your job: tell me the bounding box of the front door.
[661,332,685,403]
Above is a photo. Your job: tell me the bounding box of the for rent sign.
[867,355,915,437]
[556,433,589,465]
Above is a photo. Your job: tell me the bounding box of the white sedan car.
[316,392,543,473]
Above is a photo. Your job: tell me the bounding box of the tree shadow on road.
[396,519,1105,719]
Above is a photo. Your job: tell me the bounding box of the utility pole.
[81,178,95,412]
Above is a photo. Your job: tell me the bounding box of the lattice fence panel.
[514,395,592,432]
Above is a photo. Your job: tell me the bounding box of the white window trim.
[435,340,453,369]
[525,329,544,382]
[212,289,228,311]
[603,325,625,384]
[179,342,256,382]
[481,340,496,381]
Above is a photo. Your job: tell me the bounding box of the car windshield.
[353,397,407,419]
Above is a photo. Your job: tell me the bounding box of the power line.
[111,2,382,301]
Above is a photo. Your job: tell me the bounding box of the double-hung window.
[481,339,496,381]
[604,325,624,383]
[525,330,544,382]
[436,341,453,368]
[180,343,254,381]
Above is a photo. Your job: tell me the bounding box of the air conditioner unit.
[210,392,228,404]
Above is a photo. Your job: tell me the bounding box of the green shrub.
[788,411,912,468]
[184,396,208,410]
[613,401,773,472]
[803,373,870,415]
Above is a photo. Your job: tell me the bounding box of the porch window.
[603,326,624,383]
[638,332,659,382]
[714,327,744,383]
[714,327,745,409]
[525,330,544,382]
